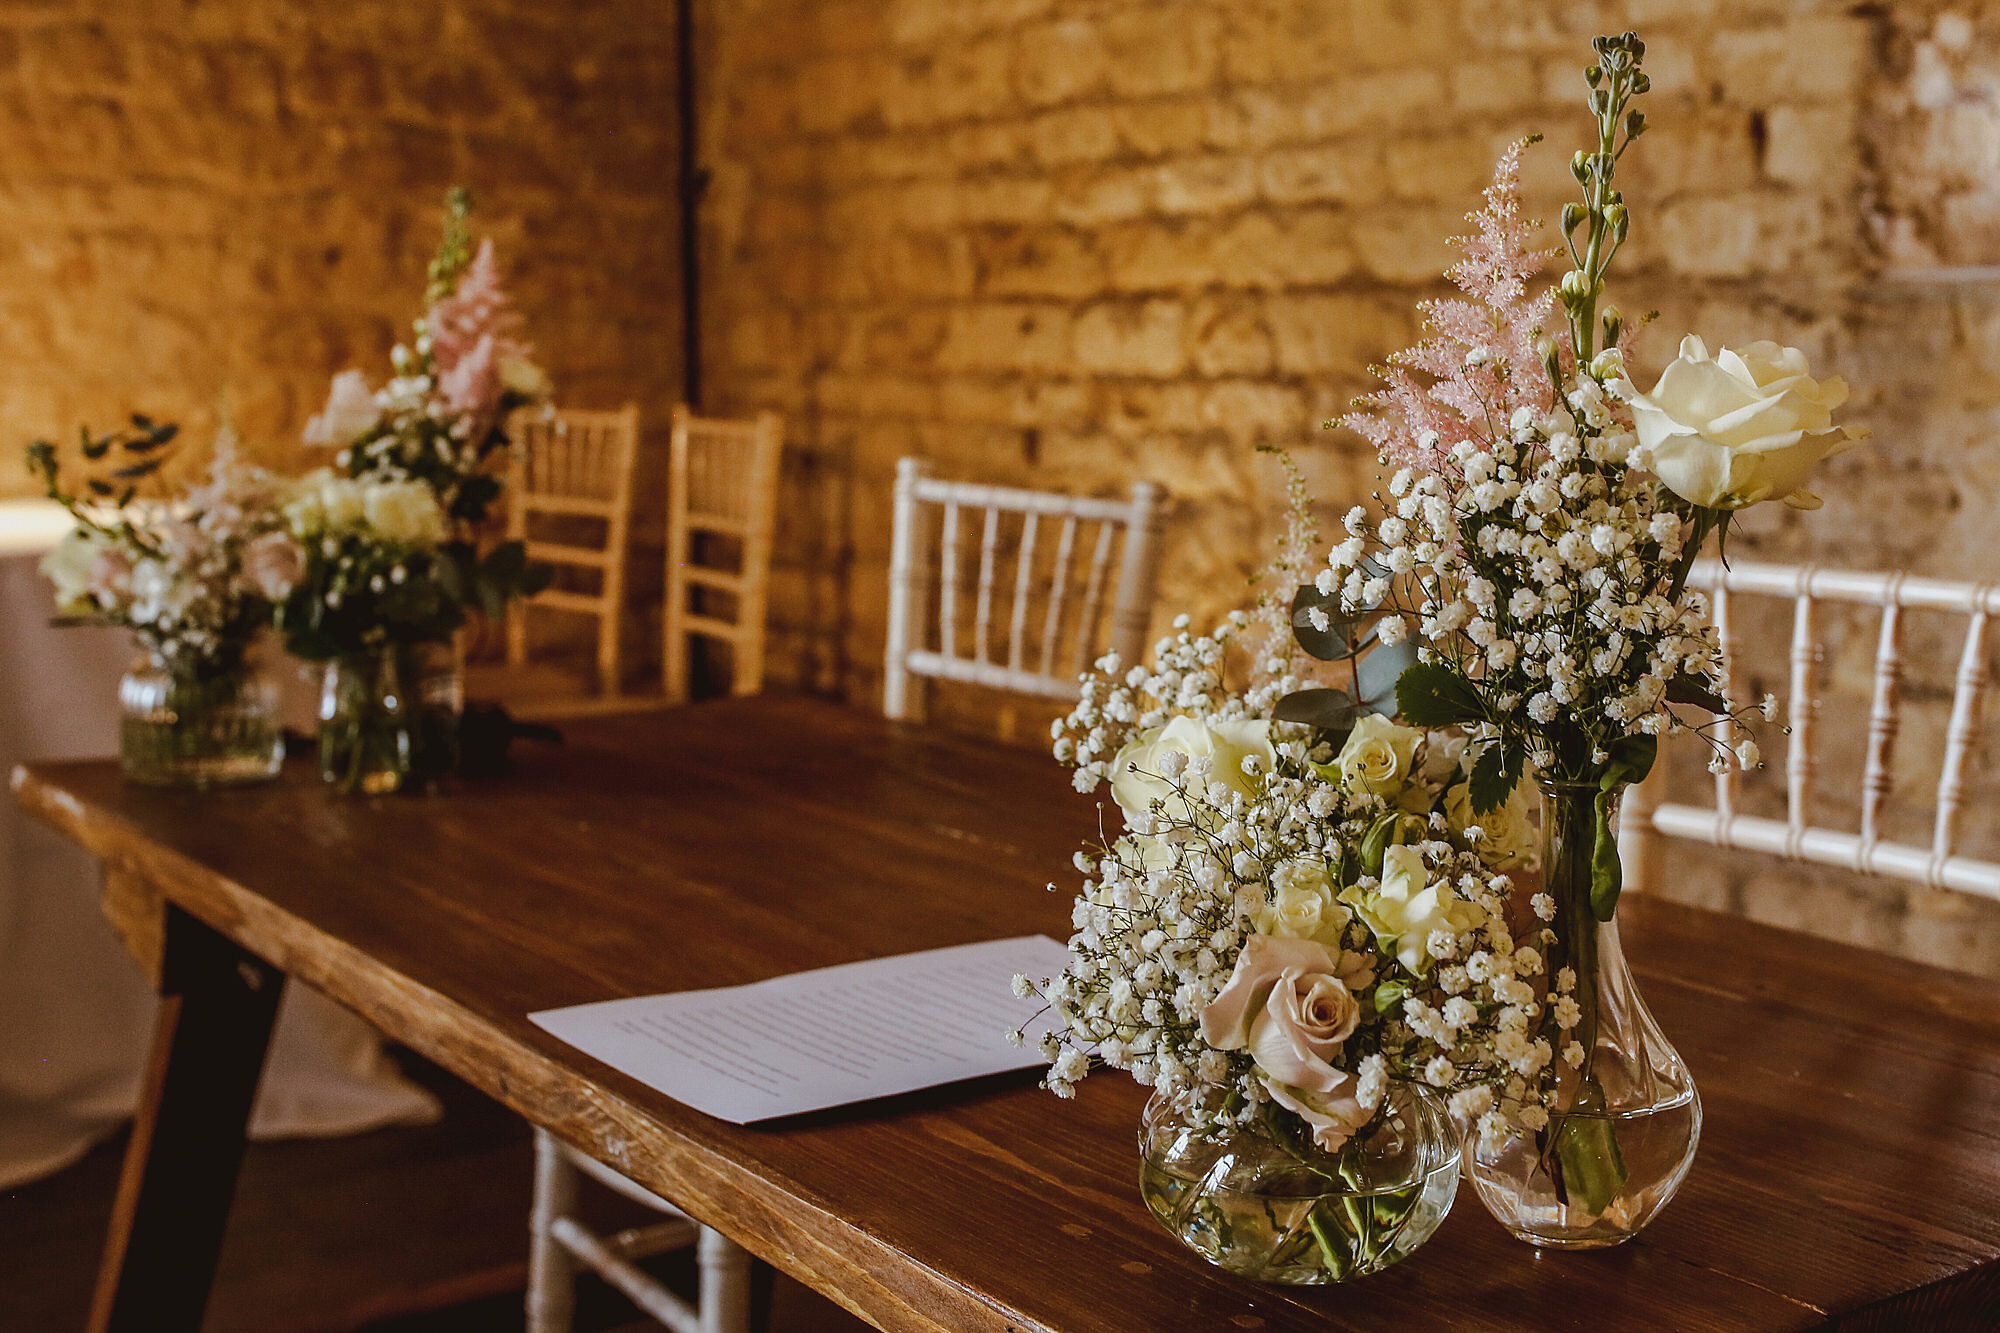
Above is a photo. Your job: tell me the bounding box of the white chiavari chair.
[527,1128,750,1333]
[883,457,1165,720]
[498,405,642,705]
[1622,559,2000,903]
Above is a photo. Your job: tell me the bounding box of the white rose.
[1444,777,1538,871]
[1334,713,1424,798]
[1199,934,1375,1149]
[1626,336,1867,511]
[1107,716,1275,827]
[1342,844,1486,975]
[309,472,368,530]
[1252,859,1353,948]
[302,369,382,449]
[362,479,447,546]
[40,527,108,611]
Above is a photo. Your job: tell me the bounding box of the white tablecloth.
[0,500,439,1191]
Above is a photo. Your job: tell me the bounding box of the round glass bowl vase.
[1138,1079,1460,1283]
[118,652,284,788]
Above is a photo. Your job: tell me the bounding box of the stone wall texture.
[0,0,680,496]
[7,1,1998,975]
[697,0,2000,975]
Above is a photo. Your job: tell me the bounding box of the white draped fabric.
[0,500,439,1191]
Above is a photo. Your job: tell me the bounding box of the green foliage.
[1589,734,1658,920]
[1468,740,1525,816]
[1393,661,1485,729]
[28,414,179,511]
[1559,31,1650,363]
[425,185,476,305]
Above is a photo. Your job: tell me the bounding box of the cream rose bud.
[1107,715,1276,827]
[1626,335,1867,511]
[1342,844,1486,975]
[1444,776,1537,871]
[1334,713,1423,797]
[1253,859,1354,948]
[362,479,447,546]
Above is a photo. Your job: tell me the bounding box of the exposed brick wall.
[0,0,680,498]
[701,0,2000,973]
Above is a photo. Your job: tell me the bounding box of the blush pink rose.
[1200,935,1376,1149]
[241,530,305,600]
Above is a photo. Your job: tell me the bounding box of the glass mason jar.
[1464,779,1701,1248]
[118,650,284,788]
[1139,1078,1459,1283]
[318,645,413,796]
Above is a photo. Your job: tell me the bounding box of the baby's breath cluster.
[1325,353,1755,782]
[1023,615,1570,1153]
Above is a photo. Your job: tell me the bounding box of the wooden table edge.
[11,763,1053,1333]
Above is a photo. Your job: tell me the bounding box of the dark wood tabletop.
[17,695,2000,1332]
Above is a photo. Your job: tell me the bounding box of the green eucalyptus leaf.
[1273,687,1358,732]
[1354,638,1418,715]
[1290,583,1369,661]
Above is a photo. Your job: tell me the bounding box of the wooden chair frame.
[527,404,782,1333]
[1622,558,2000,902]
[506,405,642,697]
[664,407,783,704]
[883,458,1164,721]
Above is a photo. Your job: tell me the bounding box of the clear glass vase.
[318,640,463,795]
[1139,1079,1459,1283]
[318,646,413,796]
[1464,779,1701,1248]
[118,651,284,788]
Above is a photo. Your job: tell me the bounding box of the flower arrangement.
[30,418,298,678]
[1025,30,1869,1269]
[1304,32,1865,829]
[1278,32,1865,1244]
[1019,606,1568,1276]
[294,185,551,645]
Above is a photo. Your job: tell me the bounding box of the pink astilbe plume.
[426,238,531,375]
[1344,139,1567,474]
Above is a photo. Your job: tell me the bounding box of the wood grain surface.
[16,695,2000,1333]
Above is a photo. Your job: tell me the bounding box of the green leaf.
[1591,787,1623,921]
[1588,735,1656,920]
[1394,661,1483,728]
[1274,687,1358,732]
[1289,584,1369,661]
[1468,741,1524,815]
[1354,638,1417,716]
[1664,672,1727,714]
[1602,733,1658,788]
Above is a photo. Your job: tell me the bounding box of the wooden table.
[17,696,2000,1333]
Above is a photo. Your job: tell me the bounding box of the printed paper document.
[529,935,1071,1123]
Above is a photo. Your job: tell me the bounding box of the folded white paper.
[529,935,1073,1123]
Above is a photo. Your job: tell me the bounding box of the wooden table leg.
[86,902,285,1333]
